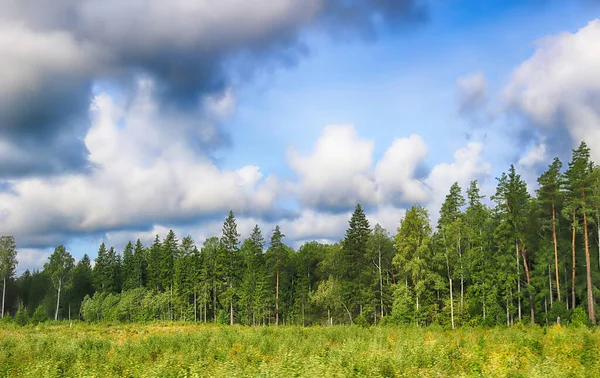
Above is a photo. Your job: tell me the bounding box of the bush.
[570,307,590,327]
[30,305,47,325]
[13,303,29,326]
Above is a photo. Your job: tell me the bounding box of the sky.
[2,0,600,272]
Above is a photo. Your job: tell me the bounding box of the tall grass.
[0,323,599,377]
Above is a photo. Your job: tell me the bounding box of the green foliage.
[30,305,47,325]
[13,302,28,326]
[10,139,600,330]
[2,323,600,377]
[571,307,590,327]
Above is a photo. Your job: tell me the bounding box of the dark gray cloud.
[0,0,427,178]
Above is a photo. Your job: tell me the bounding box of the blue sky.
[2,0,600,272]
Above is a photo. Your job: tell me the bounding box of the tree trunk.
[230,290,234,325]
[194,292,197,322]
[276,254,279,327]
[378,243,384,319]
[516,240,522,322]
[520,246,534,325]
[1,276,5,319]
[449,276,455,329]
[483,293,486,321]
[506,298,510,327]
[548,264,553,308]
[597,212,600,270]
[445,251,454,329]
[572,212,577,310]
[443,231,454,329]
[55,279,62,321]
[458,229,464,315]
[582,195,596,323]
[552,200,561,302]
[213,283,217,322]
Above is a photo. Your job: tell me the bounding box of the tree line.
[1,141,600,327]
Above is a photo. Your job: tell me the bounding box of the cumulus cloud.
[517,143,548,168]
[503,19,600,162]
[424,142,491,221]
[0,80,279,248]
[288,125,491,219]
[375,134,429,205]
[287,125,377,210]
[0,0,426,177]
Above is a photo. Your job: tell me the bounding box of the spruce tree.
[147,235,162,291]
[93,243,108,292]
[269,225,285,326]
[220,211,241,325]
[239,225,265,325]
[121,241,135,291]
[132,239,146,288]
[341,203,371,319]
[70,254,94,318]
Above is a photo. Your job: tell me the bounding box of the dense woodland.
[2,141,600,327]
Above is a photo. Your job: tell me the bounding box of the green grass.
[0,323,599,377]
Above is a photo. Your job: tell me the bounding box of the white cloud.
[424,142,491,222]
[375,134,429,204]
[0,21,104,106]
[0,79,279,246]
[288,125,491,218]
[503,19,600,161]
[287,125,377,209]
[518,143,548,168]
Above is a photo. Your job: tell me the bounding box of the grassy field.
[1,323,599,377]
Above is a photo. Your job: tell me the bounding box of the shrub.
[30,305,47,325]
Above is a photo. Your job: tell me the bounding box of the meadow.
[0,323,599,377]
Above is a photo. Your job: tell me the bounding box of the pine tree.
[564,142,596,323]
[493,165,534,324]
[0,236,17,319]
[537,157,564,303]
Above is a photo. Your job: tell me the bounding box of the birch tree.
[0,236,17,319]
[45,245,74,320]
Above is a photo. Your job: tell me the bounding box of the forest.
[1,141,600,328]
